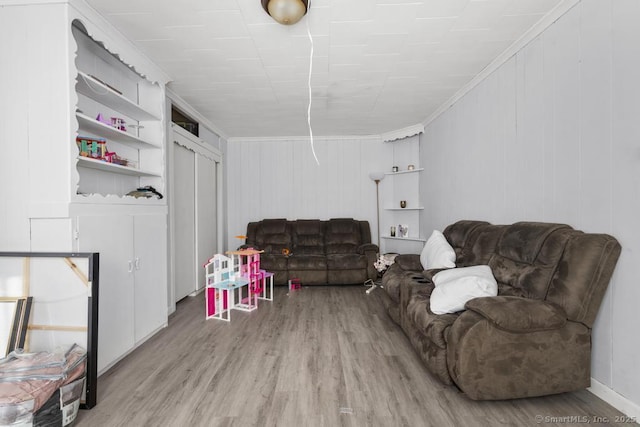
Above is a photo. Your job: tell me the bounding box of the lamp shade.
[261,0,308,25]
[369,172,385,182]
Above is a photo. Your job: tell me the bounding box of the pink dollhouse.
[204,248,273,321]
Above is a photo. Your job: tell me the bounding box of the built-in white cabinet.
[77,214,167,373]
[381,135,425,254]
[0,2,171,375]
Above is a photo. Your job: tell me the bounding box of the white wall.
[421,0,640,409]
[226,137,387,250]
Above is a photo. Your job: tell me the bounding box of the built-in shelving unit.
[381,136,425,253]
[73,22,164,199]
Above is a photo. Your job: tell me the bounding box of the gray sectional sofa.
[381,220,621,400]
[243,218,378,285]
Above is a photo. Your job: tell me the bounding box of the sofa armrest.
[465,296,567,332]
[394,254,422,271]
[358,243,379,255]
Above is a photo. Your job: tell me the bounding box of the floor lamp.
[367,172,385,293]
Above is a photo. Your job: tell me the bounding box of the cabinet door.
[77,215,135,373]
[133,214,168,342]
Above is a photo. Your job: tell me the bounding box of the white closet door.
[196,155,217,291]
[173,142,196,301]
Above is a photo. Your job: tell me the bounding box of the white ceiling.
[84,0,567,139]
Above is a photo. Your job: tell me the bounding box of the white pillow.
[430,265,498,314]
[420,230,456,270]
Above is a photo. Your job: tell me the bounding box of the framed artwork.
[0,296,32,356]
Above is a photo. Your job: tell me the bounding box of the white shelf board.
[381,236,426,242]
[385,207,424,211]
[384,168,424,175]
[76,71,160,121]
[77,156,160,177]
[76,113,160,149]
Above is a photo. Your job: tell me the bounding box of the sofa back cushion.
[443,221,490,262]
[546,232,621,326]
[325,218,362,254]
[456,224,506,267]
[293,220,325,255]
[488,222,572,299]
[253,218,292,254]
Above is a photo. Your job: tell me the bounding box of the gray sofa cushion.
[326,253,368,270]
[325,218,362,254]
[293,220,325,255]
[406,289,459,349]
[288,255,326,270]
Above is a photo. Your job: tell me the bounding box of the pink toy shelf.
[204,248,274,322]
[259,271,274,301]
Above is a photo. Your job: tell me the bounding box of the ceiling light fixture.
[261,0,308,25]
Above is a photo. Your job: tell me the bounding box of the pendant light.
[261,0,309,25]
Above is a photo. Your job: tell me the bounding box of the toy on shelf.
[96,113,110,126]
[95,113,126,131]
[76,136,132,167]
[111,117,126,131]
[76,136,106,159]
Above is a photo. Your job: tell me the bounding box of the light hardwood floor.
[75,286,630,426]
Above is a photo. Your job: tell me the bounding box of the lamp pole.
[368,172,385,252]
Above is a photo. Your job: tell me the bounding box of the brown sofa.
[243,218,378,285]
[381,220,621,400]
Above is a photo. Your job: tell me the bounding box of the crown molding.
[380,124,424,143]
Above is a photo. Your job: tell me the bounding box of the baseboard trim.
[589,378,640,420]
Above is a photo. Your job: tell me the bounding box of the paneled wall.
[421,0,640,408]
[226,137,387,250]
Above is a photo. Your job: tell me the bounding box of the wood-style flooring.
[75,286,630,426]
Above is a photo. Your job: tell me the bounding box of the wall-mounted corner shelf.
[381,235,426,242]
[384,168,424,175]
[386,206,424,211]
